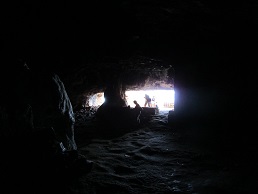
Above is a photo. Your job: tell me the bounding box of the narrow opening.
[88,93,105,107]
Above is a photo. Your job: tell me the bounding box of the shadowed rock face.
[0,66,77,151]
[0,1,256,150]
[31,73,77,150]
[0,4,256,194]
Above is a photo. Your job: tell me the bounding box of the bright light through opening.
[88,90,175,112]
[125,90,174,111]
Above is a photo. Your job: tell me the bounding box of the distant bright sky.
[88,89,175,111]
[125,90,174,110]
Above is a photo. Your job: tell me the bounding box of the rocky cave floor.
[2,109,257,194]
[69,110,258,194]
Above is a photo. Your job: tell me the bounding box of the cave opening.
[87,89,174,113]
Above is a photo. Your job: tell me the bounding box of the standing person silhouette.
[144,94,151,107]
[133,100,143,124]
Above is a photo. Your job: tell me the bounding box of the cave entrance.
[88,89,174,113]
[125,90,174,113]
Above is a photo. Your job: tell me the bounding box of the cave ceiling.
[1,1,254,107]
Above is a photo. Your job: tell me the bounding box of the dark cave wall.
[172,23,258,151]
[0,0,257,153]
[0,64,77,150]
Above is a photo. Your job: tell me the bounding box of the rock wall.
[0,63,77,151]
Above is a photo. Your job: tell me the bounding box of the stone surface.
[0,66,77,150]
[0,1,257,192]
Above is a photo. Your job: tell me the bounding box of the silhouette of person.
[144,94,151,107]
[133,100,143,124]
[133,100,143,111]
